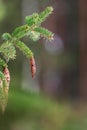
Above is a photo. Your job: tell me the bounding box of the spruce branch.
[25,13,40,26]
[0,71,5,79]
[0,41,16,61]
[0,6,54,112]
[2,33,11,41]
[12,25,30,39]
[14,40,33,58]
[34,27,54,40]
[25,6,53,26]
[0,58,7,68]
[39,6,53,24]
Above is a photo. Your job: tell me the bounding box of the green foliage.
[25,7,53,26]
[35,27,54,40]
[14,41,33,58]
[0,6,53,75]
[12,25,29,39]
[0,6,54,112]
[2,33,11,41]
[25,13,40,26]
[0,58,7,79]
[38,6,53,25]
[0,42,16,61]
[0,58,7,68]
[0,71,5,79]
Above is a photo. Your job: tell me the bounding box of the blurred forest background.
[0,0,87,130]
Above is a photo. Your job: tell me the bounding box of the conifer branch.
[0,6,54,77]
[34,27,54,40]
[14,40,33,58]
[39,6,53,24]
[0,6,54,112]
[0,58,7,68]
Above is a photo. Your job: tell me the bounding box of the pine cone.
[30,56,36,79]
[3,67,10,87]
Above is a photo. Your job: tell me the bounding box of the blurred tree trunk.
[38,0,79,100]
[38,0,68,98]
[64,0,79,99]
[79,0,87,99]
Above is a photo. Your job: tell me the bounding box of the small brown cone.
[30,56,36,79]
[3,67,10,87]
[0,67,10,113]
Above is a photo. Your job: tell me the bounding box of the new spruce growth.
[0,6,54,112]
